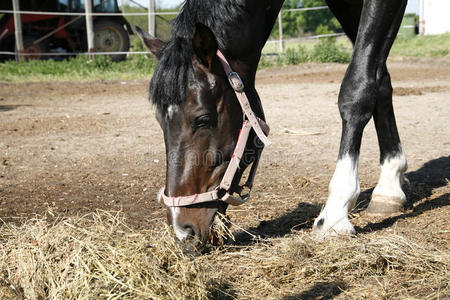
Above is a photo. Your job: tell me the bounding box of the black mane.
[149,0,248,109]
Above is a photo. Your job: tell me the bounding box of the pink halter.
[157,50,270,207]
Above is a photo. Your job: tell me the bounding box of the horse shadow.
[283,281,346,300]
[0,104,32,112]
[232,201,321,245]
[233,156,450,245]
[356,155,449,233]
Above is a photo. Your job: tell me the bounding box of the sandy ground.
[0,58,449,250]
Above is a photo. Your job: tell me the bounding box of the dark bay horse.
[137,0,408,248]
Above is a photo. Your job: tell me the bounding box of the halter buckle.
[228,72,244,92]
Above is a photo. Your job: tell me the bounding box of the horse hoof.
[312,215,356,240]
[365,194,405,216]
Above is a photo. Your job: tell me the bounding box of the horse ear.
[135,26,165,57]
[192,23,218,69]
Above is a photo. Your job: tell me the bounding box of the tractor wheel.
[22,36,47,60]
[94,20,130,62]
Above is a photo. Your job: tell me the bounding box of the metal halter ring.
[228,72,245,92]
[237,184,252,202]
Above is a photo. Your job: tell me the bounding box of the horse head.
[137,23,268,252]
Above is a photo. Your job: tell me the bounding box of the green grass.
[262,35,352,54]
[259,37,351,69]
[1,33,449,82]
[390,33,450,57]
[259,33,450,69]
[0,54,156,82]
[263,33,450,58]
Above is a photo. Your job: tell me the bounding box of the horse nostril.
[181,223,195,237]
[173,222,196,242]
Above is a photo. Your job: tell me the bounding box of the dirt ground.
[0,57,449,252]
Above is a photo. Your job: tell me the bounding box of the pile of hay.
[209,232,449,299]
[0,211,448,299]
[0,211,229,299]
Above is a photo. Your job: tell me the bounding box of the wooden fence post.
[85,0,95,59]
[121,0,125,14]
[12,0,24,61]
[148,0,156,37]
[419,0,425,35]
[278,11,284,53]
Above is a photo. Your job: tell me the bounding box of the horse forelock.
[150,37,192,110]
[149,0,248,111]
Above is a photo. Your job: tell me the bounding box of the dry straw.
[0,211,448,299]
[0,211,229,299]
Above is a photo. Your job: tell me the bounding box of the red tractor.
[0,0,132,61]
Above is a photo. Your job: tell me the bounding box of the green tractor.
[0,0,132,61]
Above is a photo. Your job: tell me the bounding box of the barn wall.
[420,0,450,35]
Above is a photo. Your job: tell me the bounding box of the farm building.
[420,0,450,35]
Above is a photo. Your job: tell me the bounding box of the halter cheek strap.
[158,50,270,207]
[216,50,271,147]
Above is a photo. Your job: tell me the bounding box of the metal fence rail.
[0,4,336,59]
[0,50,149,56]
[0,2,415,60]
[0,9,178,16]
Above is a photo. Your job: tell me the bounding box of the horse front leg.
[312,0,407,238]
[367,67,407,215]
[312,66,374,237]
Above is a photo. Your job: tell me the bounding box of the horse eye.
[194,114,211,129]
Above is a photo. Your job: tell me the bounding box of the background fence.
[0,0,417,61]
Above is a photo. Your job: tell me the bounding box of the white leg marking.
[370,151,407,211]
[313,154,359,237]
[171,207,188,241]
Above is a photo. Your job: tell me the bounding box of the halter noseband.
[157,50,270,207]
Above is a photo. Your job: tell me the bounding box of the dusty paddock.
[0,57,449,298]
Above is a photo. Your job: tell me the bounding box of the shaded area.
[358,192,449,233]
[235,156,449,242]
[355,156,450,212]
[358,155,449,233]
[394,85,449,97]
[233,202,321,245]
[404,155,450,204]
[284,281,345,300]
[207,280,237,300]
[0,104,31,112]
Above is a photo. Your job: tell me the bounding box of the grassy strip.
[261,33,450,68]
[260,38,351,69]
[391,33,450,57]
[0,38,350,82]
[1,34,449,82]
[0,54,156,82]
[263,33,450,58]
